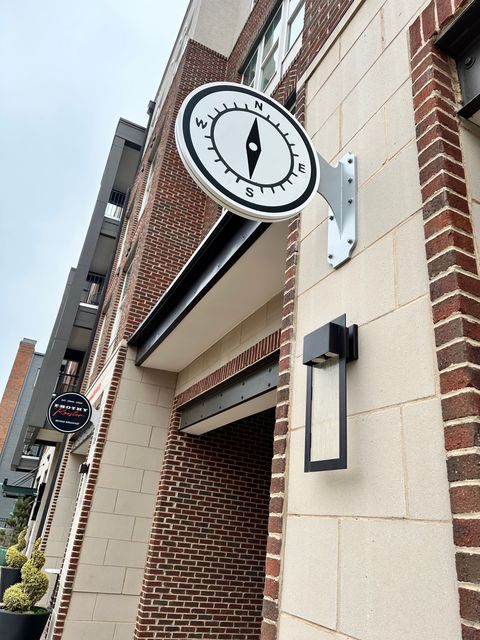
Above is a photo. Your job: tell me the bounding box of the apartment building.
[0,339,43,521]
[33,0,480,639]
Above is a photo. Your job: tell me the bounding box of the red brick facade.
[134,409,275,639]
[409,1,480,637]
[0,338,36,451]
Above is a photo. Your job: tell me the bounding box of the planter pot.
[0,567,21,602]
[0,607,50,640]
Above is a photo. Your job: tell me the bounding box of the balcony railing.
[104,189,126,220]
[81,273,105,306]
[22,444,43,458]
[55,372,79,395]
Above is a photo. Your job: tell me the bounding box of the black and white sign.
[175,82,320,222]
[47,392,92,434]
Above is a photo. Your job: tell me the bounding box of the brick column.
[410,2,480,637]
[260,215,300,640]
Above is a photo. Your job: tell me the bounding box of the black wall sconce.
[303,314,358,472]
[436,1,480,126]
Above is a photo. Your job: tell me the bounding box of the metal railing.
[54,372,79,395]
[104,189,126,220]
[81,272,105,306]
[22,444,43,458]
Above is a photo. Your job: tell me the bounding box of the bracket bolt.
[465,56,475,69]
[329,215,334,220]
[348,178,353,184]
[348,198,353,204]
[347,157,353,164]
[348,239,353,244]
[328,254,333,259]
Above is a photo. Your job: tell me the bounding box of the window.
[242,0,305,94]
[107,264,133,357]
[138,156,156,219]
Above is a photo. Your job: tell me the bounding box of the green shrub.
[5,528,27,569]
[3,539,49,612]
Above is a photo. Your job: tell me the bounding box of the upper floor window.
[243,0,305,94]
[138,156,156,219]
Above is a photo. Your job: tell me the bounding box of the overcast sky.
[0,0,190,397]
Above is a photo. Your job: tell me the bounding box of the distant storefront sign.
[47,392,92,434]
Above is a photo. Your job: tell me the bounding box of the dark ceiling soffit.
[436,1,480,55]
[179,353,279,430]
[129,213,270,365]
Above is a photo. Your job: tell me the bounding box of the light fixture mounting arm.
[316,152,357,269]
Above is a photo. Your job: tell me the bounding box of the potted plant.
[0,539,50,640]
[0,528,27,601]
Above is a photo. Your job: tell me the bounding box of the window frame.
[242,0,305,95]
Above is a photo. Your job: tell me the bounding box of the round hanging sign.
[175,82,320,222]
[47,392,92,434]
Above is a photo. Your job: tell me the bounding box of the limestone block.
[394,212,429,307]
[348,297,436,414]
[132,517,152,543]
[68,593,97,621]
[80,537,108,565]
[124,444,162,471]
[342,32,410,144]
[281,516,338,628]
[123,568,144,595]
[73,564,126,594]
[357,141,422,252]
[385,79,416,159]
[104,540,148,568]
[91,487,118,514]
[108,419,152,447]
[101,442,127,466]
[115,490,155,519]
[97,464,143,492]
[85,513,135,541]
[141,470,160,495]
[93,594,140,622]
[62,621,115,640]
[287,407,405,518]
[338,519,461,640]
[403,398,452,520]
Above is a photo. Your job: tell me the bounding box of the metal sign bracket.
[316,152,357,269]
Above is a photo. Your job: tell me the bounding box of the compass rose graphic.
[175,82,320,222]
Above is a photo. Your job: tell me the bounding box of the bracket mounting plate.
[317,152,357,269]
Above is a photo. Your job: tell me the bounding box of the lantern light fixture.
[303,314,358,472]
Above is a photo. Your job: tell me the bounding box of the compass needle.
[246,118,262,179]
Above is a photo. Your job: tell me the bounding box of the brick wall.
[83,41,228,387]
[135,408,275,640]
[0,338,35,451]
[120,41,228,341]
[409,1,480,638]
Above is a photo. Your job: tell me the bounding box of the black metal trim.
[303,314,358,473]
[436,0,480,55]
[129,213,269,364]
[459,92,480,119]
[179,353,279,430]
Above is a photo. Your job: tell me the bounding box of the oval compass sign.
[47,392,92,434]
[175,82,320,222]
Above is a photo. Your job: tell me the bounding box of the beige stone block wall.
[279,0,460,638]
[43,452,85,570]
[459,122,480,258]
[176,292,283,394]
[62,347,176,639]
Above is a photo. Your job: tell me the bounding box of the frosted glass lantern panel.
[310,358,340,461]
